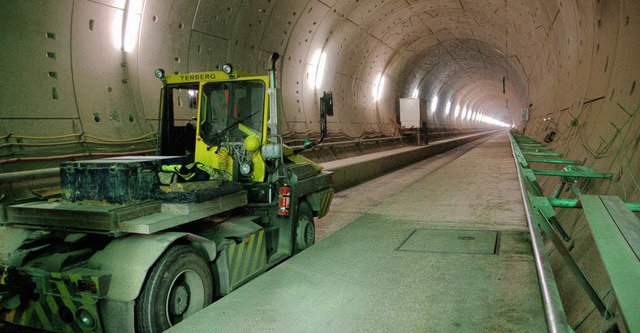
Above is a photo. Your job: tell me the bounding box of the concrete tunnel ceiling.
[275,0,539,134]
[2,0,635,172]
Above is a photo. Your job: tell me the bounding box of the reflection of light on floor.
[316,137,489,242]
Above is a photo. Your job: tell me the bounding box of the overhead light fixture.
[123,0,144,52]
[373,74,385,102]
[483,115,510,127]
[154,68,165,79]
[430,95,438,113]
[308,49,327,89]
[111,11,123,50]
[315,51,327,89]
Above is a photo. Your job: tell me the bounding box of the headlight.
[222,63,233,74]
[76,308,97,329]
[240,163,251,176]
[154,68,165,79]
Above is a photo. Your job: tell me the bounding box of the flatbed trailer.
[3,191,248,235]
[0,54,335,332]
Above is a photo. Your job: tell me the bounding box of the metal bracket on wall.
[525,157,582,165]
[511,134,618,242]
[522,151,565,157]
[511,132,640,331]
[529,196,612,319]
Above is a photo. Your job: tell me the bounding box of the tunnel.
[1,0,639,332]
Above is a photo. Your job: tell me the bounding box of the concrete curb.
[322,130,499,192]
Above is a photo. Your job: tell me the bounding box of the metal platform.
[1,191,247,235]
[169,131,549,332]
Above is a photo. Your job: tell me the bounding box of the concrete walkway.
[170,131,545,332]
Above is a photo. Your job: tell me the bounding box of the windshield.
[199,80,265,145]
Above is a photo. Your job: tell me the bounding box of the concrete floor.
[169,132,546,332]
[315,133,495,241]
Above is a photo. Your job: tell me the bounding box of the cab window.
[199,80,265,145]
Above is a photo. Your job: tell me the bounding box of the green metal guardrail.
[508,134,573,333]
[510,132,640,332]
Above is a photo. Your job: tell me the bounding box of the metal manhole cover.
[397,229,500,255]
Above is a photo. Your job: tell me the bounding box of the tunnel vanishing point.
[1,0,640,332]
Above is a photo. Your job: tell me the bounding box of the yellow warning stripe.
[46,295,59,315]
[3,282,95,332]
[20,303,33,325]
[1,266,7,285]
[45,295,64,332]
[5,309,16,322]
[250,231,266,277]
[231,241,245,282]
[321,193,329,216]
[227,230,268,285]
[52,280,78,314]
[228,242,238,281]
[228,242,236,266]
[235,238,248,281]
[239,234,256,279]
[320,191,334,217]
[38,297,92,331]
[33,301,52,329]
[253,231,266,272]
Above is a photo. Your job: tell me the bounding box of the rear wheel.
[294,202,315,253]
[135,245,214,333]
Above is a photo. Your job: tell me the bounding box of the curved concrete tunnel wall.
[1,0,640,330]
[1,0,527,173]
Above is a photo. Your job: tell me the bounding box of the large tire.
[135,245,214,333]
[294,202,315,253]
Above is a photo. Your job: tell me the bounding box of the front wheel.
[135,245,214,333]
[294,202,315,253]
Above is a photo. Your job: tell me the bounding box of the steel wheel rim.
[300,216,314,246]
[165,269,205,326]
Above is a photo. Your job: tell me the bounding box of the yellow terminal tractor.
[0,53,334,332]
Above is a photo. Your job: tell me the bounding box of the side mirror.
[319,91,333,142]
[321,91,333,117]
[295,91,334,153]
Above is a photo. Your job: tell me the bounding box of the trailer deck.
[1,191,247,235]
